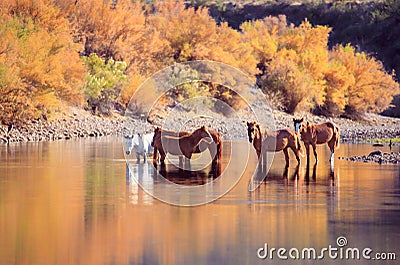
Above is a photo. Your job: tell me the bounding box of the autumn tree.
[0,0,85,125]
[328,44,399,117]
[245,17,331,113]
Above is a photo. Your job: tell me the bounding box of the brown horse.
[152,126,214,164]
[293,118,340,164]
[152,127,222,164]
[246,121,303,166]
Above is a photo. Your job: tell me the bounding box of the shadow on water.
[126,160,223,187]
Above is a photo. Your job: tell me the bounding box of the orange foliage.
[0,1,85,125]
[0,0,398,124]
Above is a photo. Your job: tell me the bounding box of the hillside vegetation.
[0,0,398,127]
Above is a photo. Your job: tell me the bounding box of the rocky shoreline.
[1,108,400,145]
[0,109,125,143]
[339,150,400,165]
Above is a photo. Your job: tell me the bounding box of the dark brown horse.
[246,121,303,166]
[152,127,222,164]
[293,118,340,164]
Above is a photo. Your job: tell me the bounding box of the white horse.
[125,132,154,162]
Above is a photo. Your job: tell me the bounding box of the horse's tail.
[295,133,305,157]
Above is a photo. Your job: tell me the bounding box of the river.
[1,138,399,264]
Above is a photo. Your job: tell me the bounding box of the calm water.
[1,138,399,265]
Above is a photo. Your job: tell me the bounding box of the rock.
[368,150,383,157]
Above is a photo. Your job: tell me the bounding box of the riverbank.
[1,108,399,144]
[0,108,125,143]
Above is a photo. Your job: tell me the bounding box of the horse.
[293,118,340,165]
[151,127,222,165]
[124,132,154,162]
[246,121,303,167]
[152,126,214,164]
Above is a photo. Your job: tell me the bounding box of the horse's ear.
[256,124,261,131]
[292,118,296,122]
[300,118,304,123]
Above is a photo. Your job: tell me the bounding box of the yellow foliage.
[240,16,281,65]
[0,2,85,125]
[0,0,399,123]
[329,45,399,116]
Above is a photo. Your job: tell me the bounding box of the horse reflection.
[304,161,335,185]
[252,165,300,186]
[125,163,154,205]
[304,162,317,184]
[157,162,221,186]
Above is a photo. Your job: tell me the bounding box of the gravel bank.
[1,108,399,144]
[0,109,125,143]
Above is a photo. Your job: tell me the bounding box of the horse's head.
[293,118,316,139]
[293,118,304,133]
[246,121,261,143]
[124,135,134,155]
[197,126,213,144]
[132,133,141,148]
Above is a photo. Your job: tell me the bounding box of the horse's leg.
[160,150,166,165]
[283,148,289,167]
[185,158,191,171]
[290,146,301,165]
[261,151,267,176]
[217,142,222,162]
[259,150,265,175]
[328,141,335,165]
[292,164,300,180]
[153,146,158,164]
[311,143,318,163]
[282,165,289,179]
[305,143,310,164]
[135,152,140,163]
[143,151,147,163]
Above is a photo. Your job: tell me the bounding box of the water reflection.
[251,159,334,188]
[1,139,400,265]
[126,163,154,205]
[127,160,222,187]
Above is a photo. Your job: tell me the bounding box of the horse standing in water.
[152,126,214,164]
[125,132,154,162]
[151,127,222,165]
[246,121,303,167]
[293,118,340,165]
